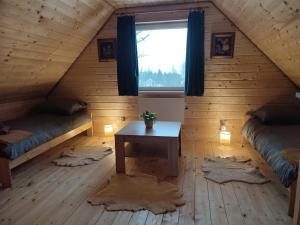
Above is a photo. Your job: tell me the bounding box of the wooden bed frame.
[293,160,300,225]
[282,150,300,225]
[241,113,300,224]
[0,115,93,188]
[242,134,300,225]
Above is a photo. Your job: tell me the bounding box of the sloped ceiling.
[1,0,299,103]
[211,0,300,87]
[0,0,114,102]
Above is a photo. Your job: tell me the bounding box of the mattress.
[242,118,300,187]
[0,112,91,160]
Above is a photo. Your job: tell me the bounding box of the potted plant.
[140,110,157,129]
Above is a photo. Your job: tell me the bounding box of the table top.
[115,121,181,138]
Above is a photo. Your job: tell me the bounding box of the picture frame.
[97,38,117,61]
[211,32,235,58]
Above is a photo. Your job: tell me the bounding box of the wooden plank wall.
[107,0,208,8]
[211,0,300,86]
[0,0,114,102]
[0,98,44,122]
[51,2,297,142]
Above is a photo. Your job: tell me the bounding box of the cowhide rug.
[88,174,185,214]
[52,146,112,167]
[202,156,269,184]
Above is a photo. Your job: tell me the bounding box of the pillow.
[0,123,10,135]
[34,98,87,115]
[252,104,300,125]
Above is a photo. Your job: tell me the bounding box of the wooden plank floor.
[0,135,293,225]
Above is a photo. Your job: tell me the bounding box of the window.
[136,21,187,91]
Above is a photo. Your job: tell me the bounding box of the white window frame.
[136,20,187,93]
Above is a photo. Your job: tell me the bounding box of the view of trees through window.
[136,27,187,90]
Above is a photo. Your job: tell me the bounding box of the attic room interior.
[1,0,300,224]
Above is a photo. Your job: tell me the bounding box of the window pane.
[136,27,187,90]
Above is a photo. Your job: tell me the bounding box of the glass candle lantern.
[104,124,113,137]
[220,130,231,145]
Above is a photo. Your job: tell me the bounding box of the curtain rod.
[115,7,208,16]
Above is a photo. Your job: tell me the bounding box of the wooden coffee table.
[114,121,181,176]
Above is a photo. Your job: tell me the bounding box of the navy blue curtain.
[185,10,205,96]
[117,16,139,96]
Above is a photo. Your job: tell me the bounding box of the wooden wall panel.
[0,0,114,102]
[211,0,300,86]
[97,0,300,87]
[52,2,297,142]
[0,98,44,122]
[107,0,206,8]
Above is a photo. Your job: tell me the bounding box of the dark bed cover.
[0,112,91,160]
[242,118,300,187]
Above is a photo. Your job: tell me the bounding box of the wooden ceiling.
[0,0,299,102]
[0,0,114,102]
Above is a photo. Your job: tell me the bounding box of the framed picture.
[211,32,235,58]
[97,38,117,61]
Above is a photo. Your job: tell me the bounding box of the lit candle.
[104,124,113,137]
[220,130,231,145]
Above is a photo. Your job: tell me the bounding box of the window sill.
[139,90,184,98]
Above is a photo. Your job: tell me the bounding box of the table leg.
[168,138,179,177]
[179,130,182,156]
[115,135,125,173]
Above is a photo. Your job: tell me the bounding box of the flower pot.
[144,120,154,129]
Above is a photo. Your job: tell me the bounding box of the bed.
[242,104,300,218]
[0,99,93,188]
[242,118,300,187]
[0,111,91,160]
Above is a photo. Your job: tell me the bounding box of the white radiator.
[138,98,185,123]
